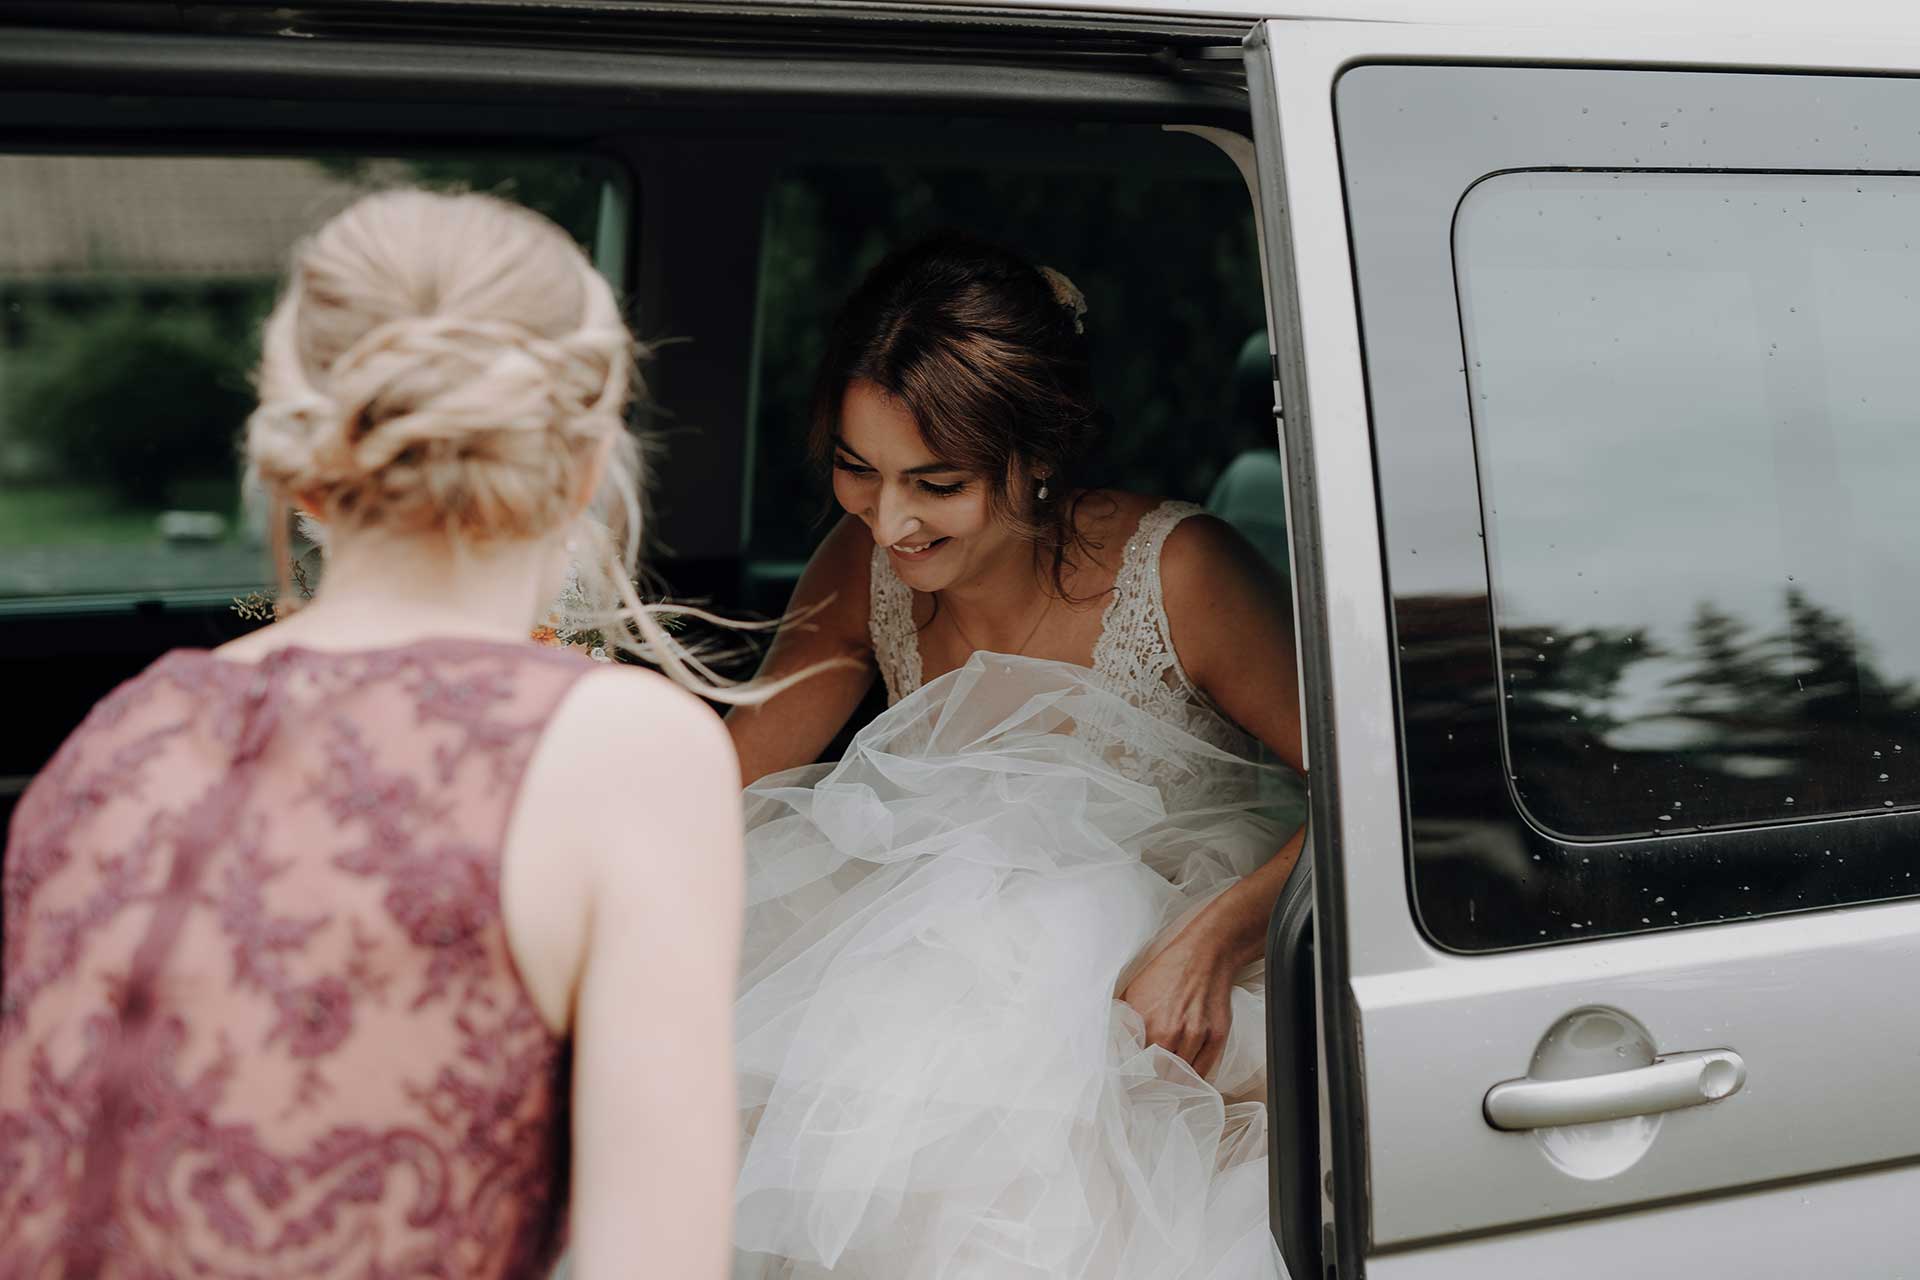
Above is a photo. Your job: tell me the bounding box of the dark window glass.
[0,152,623,608]
[1457,170,1920,839]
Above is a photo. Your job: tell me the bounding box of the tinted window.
[0,152,622,609]
[1334,64,1920,949]
[1458,170,1920,839]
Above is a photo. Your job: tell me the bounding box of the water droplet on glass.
[1657,814,1673,823]
[1785,796,1796,806]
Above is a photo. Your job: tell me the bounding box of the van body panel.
[1367,1157,1920,1280]
[1252,14,1920,1270]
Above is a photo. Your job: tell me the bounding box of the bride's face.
[832,379,1026,593]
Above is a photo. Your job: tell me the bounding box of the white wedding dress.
[732,501,1303,1280]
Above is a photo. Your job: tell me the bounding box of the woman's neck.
[271,526,564,648]
[935,542,1059,651]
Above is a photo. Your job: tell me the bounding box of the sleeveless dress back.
[0,639,590,1279]
[735,501,1302,1280]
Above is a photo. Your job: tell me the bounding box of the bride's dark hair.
[807,230,1107,596]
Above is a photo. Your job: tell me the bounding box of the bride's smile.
[831,377,1037,595]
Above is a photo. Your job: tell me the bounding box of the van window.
[1457,170,1920,839]
[0,152,624,610]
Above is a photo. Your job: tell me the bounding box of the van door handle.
[1483,1050,1746,1131]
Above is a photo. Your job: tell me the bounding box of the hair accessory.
[1038,266,1088,335]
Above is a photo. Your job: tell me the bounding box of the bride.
[725,232,1307,1279]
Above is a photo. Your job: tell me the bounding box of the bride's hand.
[1119,925,1237,1080]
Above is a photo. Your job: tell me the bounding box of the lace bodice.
[0,638,588,1279]
[868,501,1257,793]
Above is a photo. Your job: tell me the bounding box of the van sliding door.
[1249,17,1920,1278]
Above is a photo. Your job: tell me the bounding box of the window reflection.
[1457,171,1920,836]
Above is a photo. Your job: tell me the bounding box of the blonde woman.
[0,192,744,1278]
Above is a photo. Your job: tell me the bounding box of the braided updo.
[248,189,631,543]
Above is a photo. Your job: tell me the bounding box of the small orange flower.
[529,624,560,645]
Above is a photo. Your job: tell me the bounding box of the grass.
[0,477,241,548]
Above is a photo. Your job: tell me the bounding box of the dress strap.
[1090,500,1207,707]
[868,545,922,704]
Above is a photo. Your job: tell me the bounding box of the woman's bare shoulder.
[544,664,736,775]
[1160,509,1280,599]
[1158,509,1292,680]
[514,664,739,896]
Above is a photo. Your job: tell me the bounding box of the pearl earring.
[1037,482,1050,501]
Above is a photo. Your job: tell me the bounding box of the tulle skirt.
[732,655,1299,1280]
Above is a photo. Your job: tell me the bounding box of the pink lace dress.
[0,638,591,1279]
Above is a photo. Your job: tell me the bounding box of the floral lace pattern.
[868,501,1258,805]
[0,639,589,1279]
[868,544,922,704]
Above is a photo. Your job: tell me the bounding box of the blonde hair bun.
[248,188,632,543]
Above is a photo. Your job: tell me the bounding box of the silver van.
[7,1,1920,1274]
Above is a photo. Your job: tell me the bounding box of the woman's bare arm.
[504,668,747,1280]
[726,514,880,784]
[1164,513,1307,964]
[1118,514,1307,1077]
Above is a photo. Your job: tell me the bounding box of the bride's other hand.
[1119,923,1238,1079]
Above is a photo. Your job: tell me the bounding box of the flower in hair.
[1038,266,1088,335]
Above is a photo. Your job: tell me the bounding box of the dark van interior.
[0,4,1315,1273]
